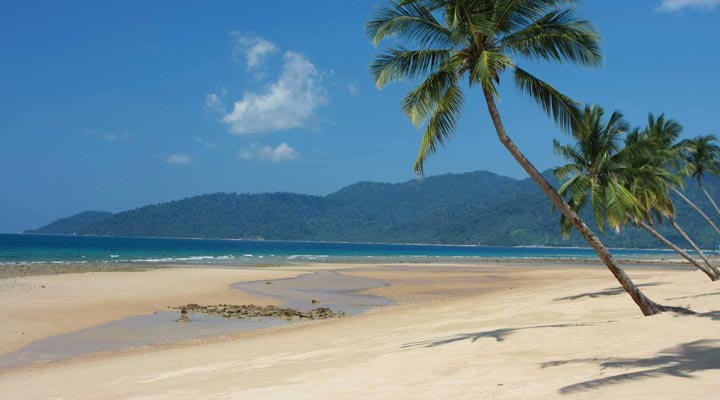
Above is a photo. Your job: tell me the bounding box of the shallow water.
[234,271,392,314]
[0,311,290,369]
[0,271,391,369]
[0,233,683,265]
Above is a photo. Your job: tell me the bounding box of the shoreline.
[0,256,697,280]
[8,231,710,252]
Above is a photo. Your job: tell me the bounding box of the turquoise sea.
[0,233,680,265]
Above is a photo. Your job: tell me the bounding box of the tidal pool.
[0,271,391,369]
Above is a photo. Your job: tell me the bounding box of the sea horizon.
[0,232,686,266]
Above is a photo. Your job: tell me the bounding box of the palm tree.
[620,128,719,280]
[554,106,718,281]
[678,134,720,216]
[553,106,636,234]
[645,115,720,237]
[368,0,685,315]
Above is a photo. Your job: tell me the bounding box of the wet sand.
[0,267,303,356]
[1,262,719,399]
[234,271,392,313]
[0,270,393,369]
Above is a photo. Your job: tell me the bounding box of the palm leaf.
[414,82,464,175]
[367,1,457,48]
[502,7,601,67]
[371,48,452,89]
[513,66,581,132]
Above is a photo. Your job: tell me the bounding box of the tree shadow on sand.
[401,321,614,348]
[666,291,720,301]
[689,311,720,321]
[554,282,664,301]
[542,340,720,394]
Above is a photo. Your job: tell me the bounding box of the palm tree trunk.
[699,183,720,216]
[668,218,720,277]
[631,215,718,281]
[481,88,670,316]
[670,187,720,237]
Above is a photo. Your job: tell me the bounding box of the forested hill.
[26,170,720,249]
[26,211,113,235]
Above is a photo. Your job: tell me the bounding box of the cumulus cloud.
[237,143,298,162]
[658,0,720,11]
[222,51,326,134]
[165,153,192,165]
[231,32,278,70]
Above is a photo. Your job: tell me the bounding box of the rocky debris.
[176,307,191,323]
[174,303,344,321]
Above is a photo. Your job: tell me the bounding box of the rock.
[176,307,191,323]
[311,299,320,304]
[265,281,272,285]
[172,303,344,321]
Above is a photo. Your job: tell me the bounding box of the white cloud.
[237,143,298,162]
[222,51,326,135]
[259,143,298,162]
[102,131,135,142]
[193,136,219,149]
[231,32,278,70]
[237,147,254,160]
[165,153,192,165]
[658,0,720,11]
[204,93,224,112]
[346,83,359,97]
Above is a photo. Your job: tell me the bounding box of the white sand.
[1,263,718,399]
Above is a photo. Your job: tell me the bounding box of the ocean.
[0,233,680,265]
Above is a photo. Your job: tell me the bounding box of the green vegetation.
[554,106,719,280]
[28,170,720,249]
[26,211,113,235]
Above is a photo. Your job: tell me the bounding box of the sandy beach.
[0,262,719,399]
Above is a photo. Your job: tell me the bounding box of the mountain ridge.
[26,170,720,249]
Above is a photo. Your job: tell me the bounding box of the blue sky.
[1,0,719,232]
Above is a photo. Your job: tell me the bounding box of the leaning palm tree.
[621,129,719,280]
[678,134,720,216]
[553,105,636,234]
[645,115,720,237]
[554,106,718,281]
[368,0,685,315]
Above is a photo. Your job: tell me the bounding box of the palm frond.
[502,7,601,67]
[513,66,581,132]
[367,1,457,48]
[371,48,452,88]
[402,63,458,126]
[414,82,464,175]
[468,50,512,90]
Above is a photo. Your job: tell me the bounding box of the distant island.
[27,170,720,249]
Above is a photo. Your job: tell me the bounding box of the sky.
[1,0,719,233]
